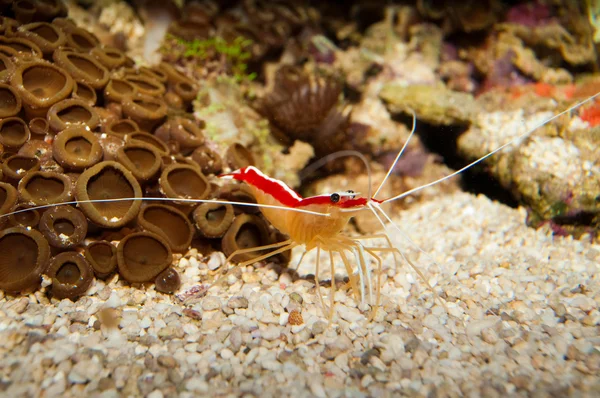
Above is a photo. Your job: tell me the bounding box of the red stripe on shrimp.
[220,166,302,207]
[296,195,367,208]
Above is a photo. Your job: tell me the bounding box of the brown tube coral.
[0,84,22,118]
[121,94,167,132]
[0,227,50,293]
[18,170,72,206]
[7,204,40,228]
[1,154,40,182]
[28,117,49,138]
[63,26,99,52]
[12,0,66,23]
[0,17,19,36]
[53,48,109,90]
[38,205,88,249]
[104,119,139,137]
[126,131,170,157]
[137,204,194,253]
[103,78,138,104]
[136,66,168,83]
[16,22,66,57]
[157,62,197,106]
[97,133,124,161]
[72,81,97,106]
[10,60,74,119]
[171,81,197,106]
[52,126,103,171]
[164,91,183,110]
[18,140,53,163]
[155,118,205,154]
[117,231,172,283]
[193,202,234,238]
[0,182,18,228]
[159,164,211,201]
[225,143,255,170]
[0,36,43,58]
[45,252,94,300]
[124,74,166,97]
[116,142,162,182]
[90,46,127,70]
[0,53,15,84]
[47,98,100,132]
[12,1,35,25]
[0,117,30,149]
[217,183,259,214]
[75,161,142,228]
[221,214,272,263]
[190,144,223,175]
[84,240,117,279]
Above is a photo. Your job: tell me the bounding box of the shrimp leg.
[314,246,329,318]
[364,247,383,321]
[237,243,298,267]
[337,249,360,303]
[213,240,296,287]
[363,246,449,314]
[225,239,293,263]
[328,250,336,321]
[352,234,400,269]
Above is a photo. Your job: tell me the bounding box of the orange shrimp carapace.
[220,166,387,317]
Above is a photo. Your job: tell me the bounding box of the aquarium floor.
[1,192,598,397]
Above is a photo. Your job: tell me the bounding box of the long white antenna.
[382,93,600,204]
[299,149,372,198]
[373,108,417,199]
[0,197,331,219]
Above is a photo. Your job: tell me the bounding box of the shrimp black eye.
[330,193,340,203]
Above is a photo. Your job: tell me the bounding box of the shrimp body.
[221,166,377,315]
[222,166,364,250]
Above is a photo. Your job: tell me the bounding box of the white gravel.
[0,192,598,397]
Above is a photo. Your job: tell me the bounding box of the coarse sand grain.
[0,192,598,397]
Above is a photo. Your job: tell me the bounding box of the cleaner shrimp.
[1,93,598,321]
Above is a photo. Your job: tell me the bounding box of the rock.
[380,83,478,125]
[157,355,177,368]
[201,296,221,311]
[68,359,102,384]
[227,296,249,309]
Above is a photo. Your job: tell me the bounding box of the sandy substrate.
[0,192,598,397]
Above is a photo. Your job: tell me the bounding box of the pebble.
[158,355,177,368]
[311,321,327,335]
[227,296,249,309]
[337,306,365,323]
[261,325,281,341]
[25,314,43,327]
[185,377,208,392]
[221,348,234,360]
[147,390,164,398]
[207,252,225,271]
[202,296,221,311]
[10,298,29,314]
[105,291,121,308]
[68,359,102,384]
[229,328,243,352]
